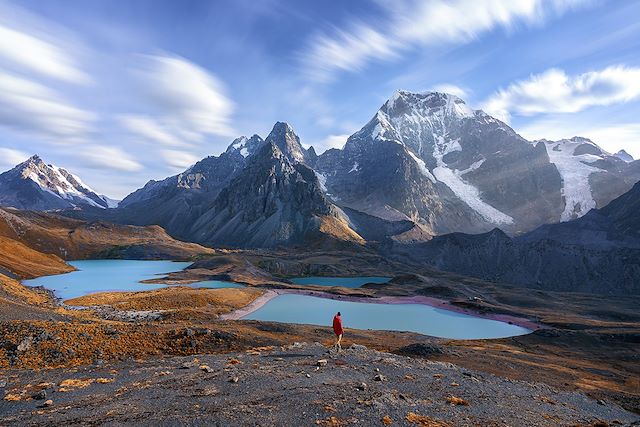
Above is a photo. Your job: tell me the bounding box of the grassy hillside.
[0,236,74,279]
[0,207,215,261]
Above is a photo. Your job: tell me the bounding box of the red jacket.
[333,315,344,335]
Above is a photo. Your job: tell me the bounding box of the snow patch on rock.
[433,165,513,224]
[314,171,328,192]
[459,158,485,175]
[406,150,436,183]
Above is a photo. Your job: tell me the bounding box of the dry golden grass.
[445,396,469,406]
[315,417,352,426]
[318,216,365,245]
[0,273,50,305]
[66,286,263,314]
[3,392,24,402]
[0,321,176,370]
[3,381,55,402]
[58,378,95,392]
[0,236,73,279]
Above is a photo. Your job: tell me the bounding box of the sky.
[0,0,639,198]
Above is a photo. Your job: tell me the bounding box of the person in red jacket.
[332,312,344,352]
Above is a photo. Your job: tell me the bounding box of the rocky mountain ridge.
[187,139,361,247]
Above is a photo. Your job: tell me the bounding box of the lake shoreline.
[221,287,540,332]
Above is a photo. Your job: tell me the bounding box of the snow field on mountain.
[542,140,604,221]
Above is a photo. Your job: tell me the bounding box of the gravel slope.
[1,343,637,426]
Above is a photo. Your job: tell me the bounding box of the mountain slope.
[0,155,116,210]
[113,146,250,240]
[391,180,640,295]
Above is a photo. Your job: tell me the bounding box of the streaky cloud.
[483,65,640,122]
[300,0,590,82]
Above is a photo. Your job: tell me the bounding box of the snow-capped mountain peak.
[369,90,477,153]
[352,90,514,226]
[318,90,640,234]
[614,149,634,163]
[0,154,116,210]
[383,90,475,122]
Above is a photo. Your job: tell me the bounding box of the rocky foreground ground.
[1,343,637,427]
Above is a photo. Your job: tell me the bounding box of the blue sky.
[1,0,639,198]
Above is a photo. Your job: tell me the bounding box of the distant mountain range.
[614,149,634,163]
[0,155,117,210]
[1,90,639,248]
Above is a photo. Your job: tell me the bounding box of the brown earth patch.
[66,286,263,314]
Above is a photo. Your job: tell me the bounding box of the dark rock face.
[392,181,640,295]
[0,155,114,210]
[188,141,336,247]
[264,122,316,166]
[114,149,248,240]
[315,135,485,236]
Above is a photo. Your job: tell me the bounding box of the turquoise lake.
[23,260,241,300]
[243,294,531,339]
[289,276,390,288]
